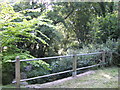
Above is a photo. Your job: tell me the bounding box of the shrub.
[2,49,51,85]
[67,38,120,66]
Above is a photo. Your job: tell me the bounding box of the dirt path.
[25,70,95,88]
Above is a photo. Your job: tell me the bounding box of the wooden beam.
[12,64,102,83]
[12,69,73,83]
[76,52,102,56]
[11,52,102,62]
[76,64,100,71]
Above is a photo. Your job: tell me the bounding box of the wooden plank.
[11,52,103,62]
[15,56,20,88]
[76,52,102,56]
[12,69,73,83]
[11,55,73,62]
[76,64,100,71]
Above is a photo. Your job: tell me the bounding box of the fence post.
[15,56,20,88]
[102,51,105,67]
[72,53,77,77]
[110,52,113,66]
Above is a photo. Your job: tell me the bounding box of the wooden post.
[72,53,77,77]
[102,51,105,67]
[110,52,113,66]
[15,56,20,88]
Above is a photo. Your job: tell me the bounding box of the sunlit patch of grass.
[47,67,118,88]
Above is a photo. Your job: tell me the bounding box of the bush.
[25,60,51,84]
[2,49,51,85]
[26,39,120,84]
[67,38,120,66]
[2,38,119,85]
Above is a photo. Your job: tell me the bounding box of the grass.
[44,66,119,88]
[0,84,15,90]
[0,84,16,88]
[0,84,25,89]
[1,66,119,88]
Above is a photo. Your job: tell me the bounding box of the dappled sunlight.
[101,73,112,79]
[39,67,118,88]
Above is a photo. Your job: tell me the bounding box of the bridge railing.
[11,51,105,88]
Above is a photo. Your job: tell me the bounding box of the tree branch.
[53,5,75,25]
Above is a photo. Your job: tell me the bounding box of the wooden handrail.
[12,64,102,84]
[12,51,104,88]
[76,64,100,71]
[12,69,73,83]
[11,52,102,62]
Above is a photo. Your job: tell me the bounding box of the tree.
[89,11,119,43]
[12,1,64,57]
[0,2,52,84]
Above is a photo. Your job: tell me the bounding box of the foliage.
[67,39,120,66]
[48,38,119,85]
[23,60,51,84]
[50,58,72,73]
[0,2,52,85]
[89,11,119,43]
[1,1,119,85]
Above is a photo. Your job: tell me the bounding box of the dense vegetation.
[1,1,120,85]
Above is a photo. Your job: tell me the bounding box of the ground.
[1,66,119,88]
[25,66,119,88]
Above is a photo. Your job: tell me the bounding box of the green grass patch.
[1,67,119,88]
[0,84,16,88]
[47,67,118,88]
[0,84,25,89]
